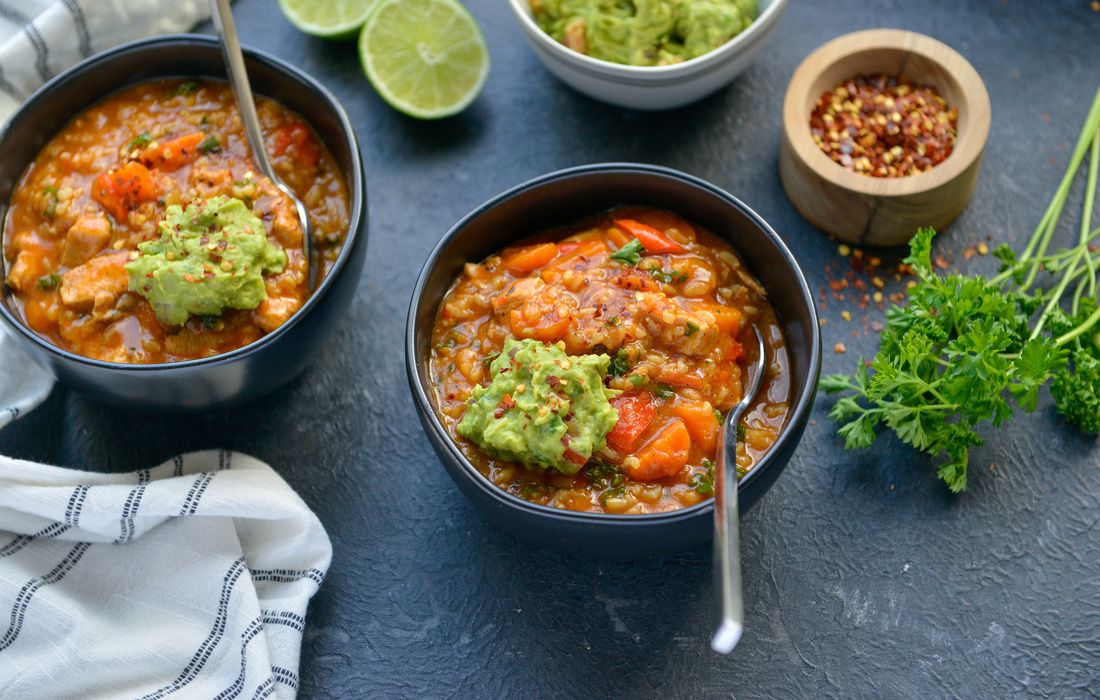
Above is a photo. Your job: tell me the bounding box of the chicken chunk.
[641,294,720,357]
[4,251,40,292]
[268,195,303,248]
[190,166,233,199]
[61,214,112,268]
[253,295,300,333]
[492,276,577,343]
[59,252,130,317]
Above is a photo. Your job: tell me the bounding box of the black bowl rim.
[0,33,365,372]
[405,162,822,525]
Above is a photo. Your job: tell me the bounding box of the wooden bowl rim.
[782,28,990,197]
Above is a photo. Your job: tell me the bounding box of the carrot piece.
[91,172,126,221]
[508,305,570,342]
[143,132,204,171]
[111,162,158,202]
[271,122,320,166]
[657,370,705,390]
[669,398,720,454]
[502,242,558,274]
[630,210,696,240]
[606,391,657,453]
[545,239,605,268]
[540,239,606,282]
[604,225,631,249]
[699,303,742,335]
[613,218,685,254]
[562,446,588,467]
[726,338,743,362]
[23,296,53,333]
[627,419,691,481]
[92,162,158,221]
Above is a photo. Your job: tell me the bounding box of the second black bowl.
[406,163,820,559]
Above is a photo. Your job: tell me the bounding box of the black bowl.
[406,164,821,559]
[0,34,367,411]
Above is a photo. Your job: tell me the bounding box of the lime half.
[359,0,490,119]
[279,0,374,39]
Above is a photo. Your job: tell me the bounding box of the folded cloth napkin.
[0,347,332,699]
[0,0,211,121]
[0,449,332,699]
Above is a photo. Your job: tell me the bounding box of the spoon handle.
[209,0,277,181]
[209,0,315,290]
[711,410,745,654]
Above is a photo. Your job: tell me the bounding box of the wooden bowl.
[779,29,991,247]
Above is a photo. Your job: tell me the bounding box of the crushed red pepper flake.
[810,74,958,178]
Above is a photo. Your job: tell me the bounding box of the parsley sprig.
[610,239,644,266]
[824,86,1100,492]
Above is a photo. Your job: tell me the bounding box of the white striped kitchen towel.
[0,447,332,699]
[0,0,211,121]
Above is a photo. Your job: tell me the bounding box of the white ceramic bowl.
[506,0,789,110]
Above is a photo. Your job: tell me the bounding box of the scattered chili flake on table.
[810,74,958,178]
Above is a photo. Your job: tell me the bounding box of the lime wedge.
[279,0,374,39]
[358,0,490,119]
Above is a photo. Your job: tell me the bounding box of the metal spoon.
[711,325,767,654]
[210,0,315,290]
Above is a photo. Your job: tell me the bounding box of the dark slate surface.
[3,0,1100,696]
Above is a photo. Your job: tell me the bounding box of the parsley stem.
[1031,246,1088,340]
[1055,305,1100,347]
[1030,129,1100,340]
[1019,85,1100,289]
[989,228,1100,287]
[871,399,960,413]
[1079,133,1098,300]
[1071,274,1089,317]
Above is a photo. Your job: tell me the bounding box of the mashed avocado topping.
[533,0,757,66]
[457,338,619,475]
[126,195,286,325]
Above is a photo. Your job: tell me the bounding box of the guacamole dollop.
[534,0,757,66]
[457,338,619,475]
[126,195,286,326]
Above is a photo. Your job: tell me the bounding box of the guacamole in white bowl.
[532,0,758,67]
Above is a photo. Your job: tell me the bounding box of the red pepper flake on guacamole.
[125,195,286,325]
[457,338,619,475]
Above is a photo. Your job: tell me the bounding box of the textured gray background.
[3,0,1100,697]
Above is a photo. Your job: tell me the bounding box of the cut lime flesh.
[279,0,374,39]
[358,0,490,119]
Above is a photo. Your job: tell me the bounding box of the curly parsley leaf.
[689,459,715,495]
[584,461,625,491]
[198,135,221,153]
[610,239,644,266]
[824,227,1088,491]
[608,349,632,377]
[652,384,675,400]
[128,131,152,150]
